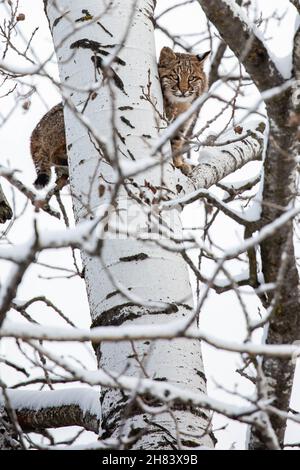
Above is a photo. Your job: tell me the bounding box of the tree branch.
[290,0,300,15]
[1,389,100,434]
[190,121,265,190]
[197,0,288,124]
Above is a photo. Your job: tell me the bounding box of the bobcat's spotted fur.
[30,48,210,189]
[158,47,210,174]
[30,103,68,189]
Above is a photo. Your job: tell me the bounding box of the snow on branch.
[0,60,43,76]
[197,0,287,121]
[0,388,100,433]
[163,188,260,225]
[290,0,300,15]
[24,340,259,424]
[189,121,265,191]
[0,167,60,219]
[2,314,300,359]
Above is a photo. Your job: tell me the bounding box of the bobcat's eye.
[189,76,197,82]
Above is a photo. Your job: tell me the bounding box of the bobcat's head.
[158,47,210,103]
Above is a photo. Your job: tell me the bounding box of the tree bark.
[198,0,300,448]
[1,389,100,434]
[0,408,22,450]
[251,23,300,451]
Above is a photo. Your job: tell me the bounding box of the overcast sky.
[0,0,299,449]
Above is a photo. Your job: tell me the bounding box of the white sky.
[0,0,299,449]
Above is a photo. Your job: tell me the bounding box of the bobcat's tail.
[31,133,51,189]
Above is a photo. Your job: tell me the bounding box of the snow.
[221,0,297,78]
[2,317,300,359]
[219,172,261,191]
[225,205,300,258]
[213,270,249,288]
[119,157,157,177]
[0,60,43,76]
[221,0,254,28]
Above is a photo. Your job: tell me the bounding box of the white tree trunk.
[46,0,213,449]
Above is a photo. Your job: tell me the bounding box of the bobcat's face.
[158,48,210,103]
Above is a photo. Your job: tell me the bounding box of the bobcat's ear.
[196,50,211,65]
[159,47,176,65]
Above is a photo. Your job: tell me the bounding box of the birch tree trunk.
[45,0,214,449]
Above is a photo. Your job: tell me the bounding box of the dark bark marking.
[91,56,127,95]
[119,253,149,262]
[116,129,126,145]
[127,149,135,161]
[97,21,113,37]
[70,39,126,65]
[91,302,180,331]
[75,10,93,23]
[53,11,69,28]
[195,369,207,383]
[105,290,119,300]
[120,116,135,129]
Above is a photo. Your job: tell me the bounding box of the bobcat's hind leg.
[55,164,69,190]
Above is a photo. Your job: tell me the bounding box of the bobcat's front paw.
[173,156,194,176]
[180,161,194,175]
[55,174,69,190]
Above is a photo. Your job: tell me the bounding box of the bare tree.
[0,0,299,451]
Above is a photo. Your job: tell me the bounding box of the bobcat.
[30,102,68,189]
[30,47,210,188]
[158,47,210,174]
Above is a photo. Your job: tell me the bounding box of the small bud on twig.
[16,13,25,21]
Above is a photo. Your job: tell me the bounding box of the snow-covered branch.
[23,340,260,425]
[3,316,300,359]
[197,0,284,89]
[0,389,100,433]
[290,0,300,15]
[197,0,290,126]
[172,118,265,196]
